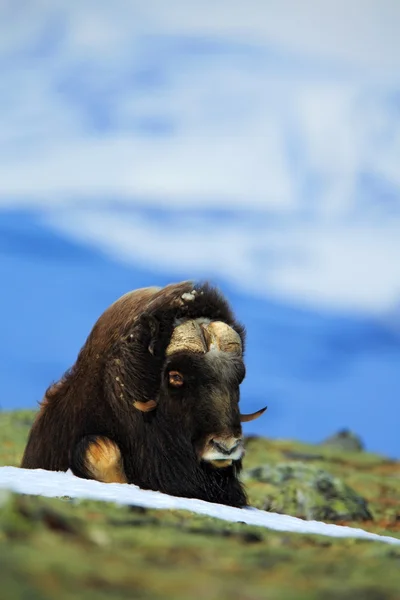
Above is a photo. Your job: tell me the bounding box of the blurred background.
[1,0,399,458]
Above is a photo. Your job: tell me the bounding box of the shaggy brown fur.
[21,281,252,507]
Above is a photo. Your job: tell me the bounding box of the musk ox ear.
[104,317,164,413]
[103,282,196,413]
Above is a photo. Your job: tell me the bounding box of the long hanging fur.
[21,281,248,507]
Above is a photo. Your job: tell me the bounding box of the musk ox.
[21,280,266,507]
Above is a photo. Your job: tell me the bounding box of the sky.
[1,1,400,456]
[1,1,400,314]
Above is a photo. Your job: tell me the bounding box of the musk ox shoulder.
[21,280,266,507]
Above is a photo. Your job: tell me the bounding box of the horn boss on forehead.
[165,320,208,355]
[166,319,243,356]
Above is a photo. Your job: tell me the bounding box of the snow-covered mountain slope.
[1,466,399,546]
[1,2,399,456]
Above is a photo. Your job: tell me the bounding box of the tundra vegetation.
[1,409,400,600]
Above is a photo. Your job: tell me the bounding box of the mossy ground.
[1,410,399,600]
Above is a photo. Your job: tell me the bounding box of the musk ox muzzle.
[201,433,245,468]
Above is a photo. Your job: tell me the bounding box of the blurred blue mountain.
[2,208,399,458]
[1,2,400,457]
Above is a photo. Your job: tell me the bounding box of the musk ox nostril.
[211,438,241,456]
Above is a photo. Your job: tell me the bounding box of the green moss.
[244,463,373,521]
[1,409,400,599]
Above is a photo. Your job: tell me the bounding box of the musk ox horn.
[202,321,242,355]
[165,320,208,355]
[166,319,242,356]
[240,406,268,423]
[133,399,157,413]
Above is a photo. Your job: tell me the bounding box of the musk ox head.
[21,280,266,508]
[156,317,264,469]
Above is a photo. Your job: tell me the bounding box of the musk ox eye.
[168,370,184,387]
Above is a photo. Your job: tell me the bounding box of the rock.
[282,450,326,462]
[319,429,365,452]
[244,463,373,522]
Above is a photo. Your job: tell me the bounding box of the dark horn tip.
[240,406,268,423]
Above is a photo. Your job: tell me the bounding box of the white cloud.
[4,1,400,73]
[43,207,400,316]
[147,0,400,74]
[0,129,293,208]
[265,224,400,314]
[0,0,400,317]
[0,1,399,214]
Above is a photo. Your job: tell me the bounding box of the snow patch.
[0,467,399,546]
[181,291,197,302]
